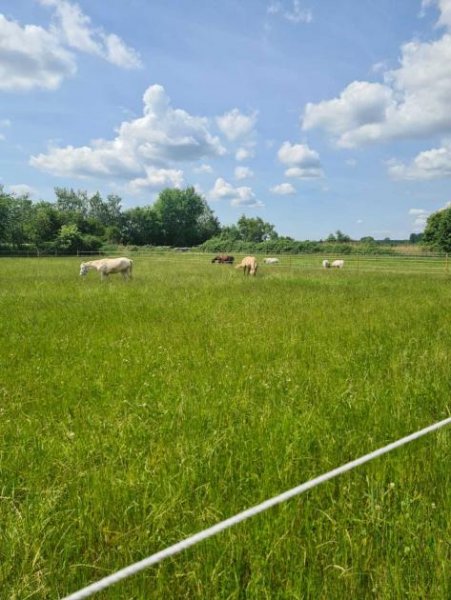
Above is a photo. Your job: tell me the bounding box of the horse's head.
[79,263,88,276]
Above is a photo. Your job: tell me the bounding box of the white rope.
[63,416,451,600]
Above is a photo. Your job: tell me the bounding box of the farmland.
[0,255,450,599]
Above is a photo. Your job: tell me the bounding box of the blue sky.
[1,0,451,240]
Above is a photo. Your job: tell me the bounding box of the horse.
[331,260,344,268]
[322,259,330,268]
[211,255,235,264]
[79,257,133,281]
[263,257,279,264]
[235,256,258,276]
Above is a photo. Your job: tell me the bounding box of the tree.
[153,187,220,246]
[409,232,423,244]
[55,224,83,252]
[360,236,375,243]
[31,202,62,247]
[236,215,278,242]
[55,188,88,216]
[335,230,351,243]
[423,206,451,252]
[122,206,162,245]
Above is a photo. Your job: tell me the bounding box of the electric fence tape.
[64,416,451,600]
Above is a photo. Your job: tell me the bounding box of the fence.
[64,416,451,600]
[1,249,450,276]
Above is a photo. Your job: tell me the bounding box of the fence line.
[63,416,451,600]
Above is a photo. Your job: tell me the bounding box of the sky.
[1,0,451,240]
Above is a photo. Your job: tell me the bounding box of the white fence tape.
[63,416,451,600]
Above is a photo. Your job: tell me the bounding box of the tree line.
[1,184,449,254]
[0,185,284,253]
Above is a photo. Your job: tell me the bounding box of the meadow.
[0,255,450,599]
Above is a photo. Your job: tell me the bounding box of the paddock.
[1,255,449,599]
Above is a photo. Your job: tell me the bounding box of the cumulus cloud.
[277,141,323,178]
[422,0,451,29]
[39,0,142,68]
[267,1,313,24]
[234,166,254,180]
[128,168,184,194]
[388,141,451,179]
[302,1,451,147]
[409,208,429,232]
[30,84,226,180]
[209,177,263,208]
[270,182,296,195]
[216,108,258,141]
[193,163,213,174]
[0,14,76,91]
[235,146,255,161]
[0,2,141,92]
[8,184,37,197]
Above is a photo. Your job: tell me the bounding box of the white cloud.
[128,168,184,194]
[422,0,451,29]
[216,108,258,142]
[209,177,263,207]
[9,184,37,197]
[30,84,226,181]
[302,2,451,147]
[388,141,451,179]
[0,1,141,92]
[39,0,142,68]
[267,1,313,24]
[193,164,213,174]
[408,208,429,232]
[277,141,323,178]
[0,14,76,91]
[234,166,254,180]
[270,182,296,195]
[235,147,255,161]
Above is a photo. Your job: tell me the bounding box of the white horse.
[264,257,279,264]
[331,259,344,268]
[236,256,258,276]
[322,259,330,268]
[79,257,133,281]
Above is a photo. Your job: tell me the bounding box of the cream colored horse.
[235,256,258,276]
[79,257,133,281]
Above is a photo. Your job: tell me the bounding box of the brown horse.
[211,255,235,264]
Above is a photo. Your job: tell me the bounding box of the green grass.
[0,256,450,599]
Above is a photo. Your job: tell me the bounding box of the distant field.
[0,256,450,599]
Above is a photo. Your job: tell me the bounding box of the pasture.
[0,255,450,599]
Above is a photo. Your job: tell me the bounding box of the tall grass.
[0,257,450,599]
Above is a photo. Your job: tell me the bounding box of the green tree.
[409,232,423,244]
[236,215,278,242]
[55,188,88,216]
[335,230,351,243]
[55,224,83,252]
[31,202,62,247]
[122,206,162,245]
[153,187,220,246]
[423,206,451,252]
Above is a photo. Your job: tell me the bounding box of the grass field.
[0,256,450,599]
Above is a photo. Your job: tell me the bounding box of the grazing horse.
[79,257,133,281]
[322,259,330,268]
[235,256,258,276]
[211,254,235,264]
[331,259,344,269]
